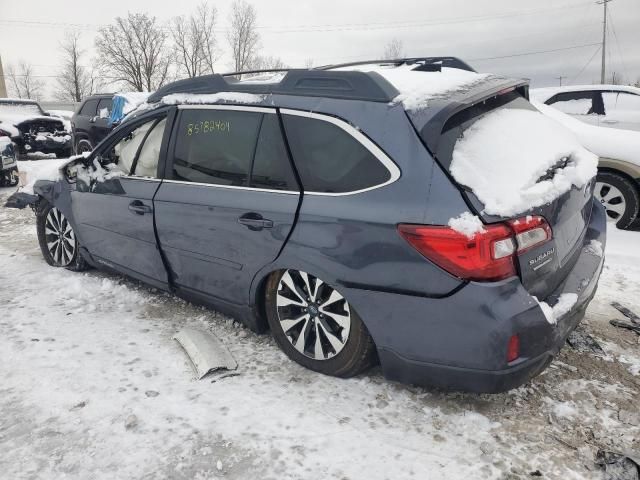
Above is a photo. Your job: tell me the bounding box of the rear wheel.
[36,201,90,271]
[75,139,93,155]
[265,269,377,378]
[595,171,639,229]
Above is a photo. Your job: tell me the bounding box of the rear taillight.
[398,216,552,282]
[509,216,552,253]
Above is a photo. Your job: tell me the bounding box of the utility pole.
[556,76,566,86]
[597,0,613,84]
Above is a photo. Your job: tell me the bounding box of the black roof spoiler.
[408,77,530,153]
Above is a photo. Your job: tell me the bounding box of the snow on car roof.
[333,63,491,110]
[530,84,640,102]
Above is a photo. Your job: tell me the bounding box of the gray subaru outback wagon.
[21,58,606,392]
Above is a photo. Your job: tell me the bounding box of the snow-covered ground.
[1,162,639,479]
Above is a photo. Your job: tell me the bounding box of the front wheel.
[36,201,90,271]
[595,171,639,229]
[265,269,377,378]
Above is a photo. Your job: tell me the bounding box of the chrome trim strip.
[280,108,401,196]
[177,104,275,114]
[161,178,299,195]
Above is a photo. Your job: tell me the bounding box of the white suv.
[531,85,640,132]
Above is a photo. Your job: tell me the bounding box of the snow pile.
[584,239,604,258]
[533,100,640,167]
[447,212,486,238]
[536,293,578,325]
[118,92,152,114]
[160,92,265,106]
[75,158,126,184]
[450,108,598,217]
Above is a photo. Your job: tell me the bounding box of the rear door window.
[546,91,599,115]
[282,113,391,193]
[602,91,640,113]
[172,109,262,186]
[79,99,99,116]
[250,114,297,191]
[97,98,113,119]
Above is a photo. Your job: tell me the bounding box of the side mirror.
[43,111,51,116]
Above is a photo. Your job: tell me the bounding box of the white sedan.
[531,85,640,132]
[533,100,640,229]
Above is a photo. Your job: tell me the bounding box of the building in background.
[0,54,7,97]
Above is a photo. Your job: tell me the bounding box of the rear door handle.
[602,119,619,124]
[128,200,152,215]
[238,212,273,230]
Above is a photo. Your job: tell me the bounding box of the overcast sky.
[1,0,639,100]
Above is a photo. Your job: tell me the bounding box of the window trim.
[167,104,400,196]
[169,105,299,194]
[280,108,401,196]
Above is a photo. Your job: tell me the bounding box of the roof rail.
[147,69,400,104]
[318,57,476,73]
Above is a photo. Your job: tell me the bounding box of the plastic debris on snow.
[450,108,598,217]
[535,293,578,325]
[447,212,486,238]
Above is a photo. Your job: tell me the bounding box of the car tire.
[595,171,639,229]
[265,269,377,378]
[75,139,93,155]
[36,200,91,272]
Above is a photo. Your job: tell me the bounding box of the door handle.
[238,212,273,230]
[602,119,619,124]
[128,200,152,215]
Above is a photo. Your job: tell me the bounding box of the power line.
[568,45,602,84]
[0,1,594,34]
[469,43,601,61]
[2,42,606,79]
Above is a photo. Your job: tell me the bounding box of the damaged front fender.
[4,179,59,209]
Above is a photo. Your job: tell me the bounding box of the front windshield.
[0,102,43,116]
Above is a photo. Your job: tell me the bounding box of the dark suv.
[71,94,114,154]
[18,58,606,392]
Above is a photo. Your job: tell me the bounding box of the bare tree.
[227,0,260,76]
[55,32,99,102]
[6,62,44,100]
[607,71,623,85]
[383,38,404,59]
[252,55,287,71]
[172,2,218,78]
[95,13,172,91]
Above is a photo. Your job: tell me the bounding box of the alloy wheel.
[595,181,627,223]
[276,270,351,360]
[44,207,76,266]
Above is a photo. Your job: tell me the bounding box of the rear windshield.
[435,92,536,172]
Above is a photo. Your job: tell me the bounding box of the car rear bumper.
[344,200,607,393]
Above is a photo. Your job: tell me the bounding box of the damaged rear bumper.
[352,201,607,393]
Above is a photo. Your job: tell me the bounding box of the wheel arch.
[598,158,640,192]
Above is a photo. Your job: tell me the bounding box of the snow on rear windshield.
[450,108,598,217]
[0,102,42,115]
